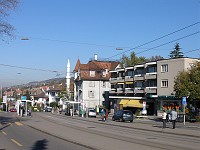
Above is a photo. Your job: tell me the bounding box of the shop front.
[156,97,182,116]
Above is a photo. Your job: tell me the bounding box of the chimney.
[94,54,98,61]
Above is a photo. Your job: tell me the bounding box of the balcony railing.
[134,74,145,81]
[145,87,157,93]
[145,72,157,80]
[134,87,145,93]
[125,76,134,82]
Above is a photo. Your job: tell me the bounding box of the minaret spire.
[66,59,71,95]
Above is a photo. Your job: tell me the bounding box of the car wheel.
[130,120,133,123]
[112,117,115,121]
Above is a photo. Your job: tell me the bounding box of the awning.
[117,82,124,84]
[125,82,133,84]
[120,99,145,108]
[126,100,143,108]
[119,99,129,105]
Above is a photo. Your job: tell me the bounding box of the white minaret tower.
[66,59,71,94]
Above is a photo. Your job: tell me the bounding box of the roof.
[73,59,81,72]
[34,92,47,98]
[73,58,119,81]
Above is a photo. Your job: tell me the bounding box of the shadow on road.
[31,139,48,150]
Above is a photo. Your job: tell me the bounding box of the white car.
[88,109,96,118]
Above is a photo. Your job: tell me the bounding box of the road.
[1,112,200,150]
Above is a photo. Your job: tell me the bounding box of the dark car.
[112,110,134,122]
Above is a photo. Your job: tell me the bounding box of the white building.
[73,55,119,109]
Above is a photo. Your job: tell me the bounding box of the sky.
[0,0,200,87]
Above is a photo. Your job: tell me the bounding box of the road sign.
[182,97,187,105]
[21,96,26,100]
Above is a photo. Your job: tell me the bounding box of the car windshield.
[124,111,132,115]
[89,110,95,112]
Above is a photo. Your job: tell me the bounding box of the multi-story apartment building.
[73,55,119,110]
[109,57,199,115]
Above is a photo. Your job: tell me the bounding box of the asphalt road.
[1,112,200,150]
[0,112,92,150]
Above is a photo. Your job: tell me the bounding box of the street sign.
[21,96,26,100]
[182,97,187,105]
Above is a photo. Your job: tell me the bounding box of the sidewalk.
[72,114,200,138]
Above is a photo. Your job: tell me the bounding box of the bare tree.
[0,0,20,41]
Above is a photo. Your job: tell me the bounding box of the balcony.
[124,88,134,93]
[109,77,118,84]
[125,76,134,82]
[109,88,117,94]
[145,72,157,80]
[145,87,157,93]
[134,74,145,81]
[134,87,145,93]
[117,88,124,93]
[117,77,125,83]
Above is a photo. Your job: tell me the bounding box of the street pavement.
[16,112,200,138]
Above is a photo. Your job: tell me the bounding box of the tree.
[0,0,19,41]
[169,43,184,58]
[25,90,31,100]
[174,62,200,102]
[120,52,164,67]
[120,52,149,67]
[174,71,191,98]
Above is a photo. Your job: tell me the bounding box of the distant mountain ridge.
[10,77,66,89]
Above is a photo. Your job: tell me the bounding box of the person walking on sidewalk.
[171,108,177,129]
[162,110,167,128]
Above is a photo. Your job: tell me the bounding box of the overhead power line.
[135,31,200,55]
[105,22,200,60]
[19,22,199,50]
[1,22,199,74]
[0,63,59,73]
[183,48,200,54]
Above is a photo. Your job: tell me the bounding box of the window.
[103,81,106,88]
[102,71,106,77]
[89,81,95,87]
[51,92,55,96]
[161,64,168,72]
[147,66,157,73]
[161,80,168,87]
[88,91,95,98]
[90,71,95,77]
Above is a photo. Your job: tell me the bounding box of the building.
[109,57,199,115]
[73,55,119,110]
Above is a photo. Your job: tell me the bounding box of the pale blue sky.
[0,0,200,87]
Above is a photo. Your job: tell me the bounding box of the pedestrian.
[171,108,177,129]
[162,110,167,128]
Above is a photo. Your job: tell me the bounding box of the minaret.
[66,59,71,94]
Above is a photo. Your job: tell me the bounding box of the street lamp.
[21,37,29,40]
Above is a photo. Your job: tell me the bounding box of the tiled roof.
[73,58,119,81]
[34,92,47,98]
[73,59,81,72]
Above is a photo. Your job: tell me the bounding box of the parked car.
[10,108,17,112]
[112,110,134,122]
[88,109,96,118]
[45,107,52,112]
